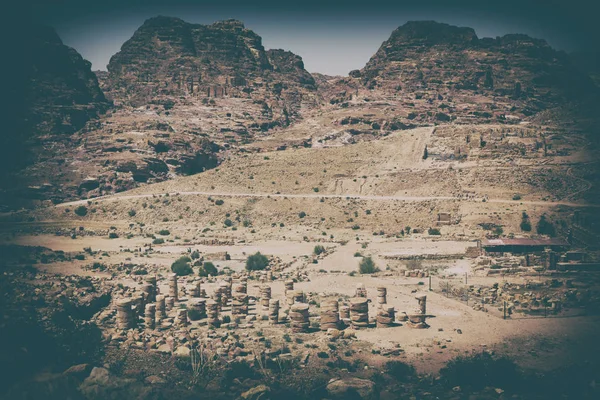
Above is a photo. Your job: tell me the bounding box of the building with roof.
[481,238,569,254]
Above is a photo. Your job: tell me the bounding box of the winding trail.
[561,167,593,202]
[56,190,600,208]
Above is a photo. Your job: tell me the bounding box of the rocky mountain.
[353,21,597,124]
[104,17,318,120]
[5,18,600,209]
[4,24,110,174]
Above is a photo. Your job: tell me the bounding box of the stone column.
[175,308,188,327]
[377,286,387,308]
[232,293,249,316]
[408,294,428,329]
[190,280,201,298]
[349,297,369,329]
[320,299,339,330]
[259,285,271,311]
[290,303,310,333]
[376,306,395,328]
[188,299,206,320]
[268,299,280,324]
[166,296,175,311]
[116,299,135,330]
[287,290,304,307]
[284,280,294,296]
[144,303,156,329]
[416,294,427,314]
[144,276,157,302]
[169,273,179,301]
[219,281,230,306]
[206,300,220,327]
[155,295,167,321]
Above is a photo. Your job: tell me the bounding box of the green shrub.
[158,229,170,235]
[199,261,218,277]
[153,238,165,245]
[108,232,119,239]
[246,252,269,271]
[537,214,556,236]
[359,256,379,274]
[74,254,86,260]
[74,206,88,216]
[428,227,441,235]
[128,209,136,217]
[298,211,306,218]
[190,250,201,259]
[354,252,362,257]
[313,245,326,255]
[385,361,415,382]
[215,199,224,205]
[224,219,233,227]
[171,256,193,276]
[512,194,522,200]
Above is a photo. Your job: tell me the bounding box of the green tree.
[171,256,193,276]
[536,215,556,236]
[246,252,269,271]
[199,261,218,277]
[358,256,379,274]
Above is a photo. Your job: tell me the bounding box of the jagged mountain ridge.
[104,16,318,120]
[4,18,600,209]
[358,21,596,113]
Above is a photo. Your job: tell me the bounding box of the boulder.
[240,384,271,400]
[326,377,378,400]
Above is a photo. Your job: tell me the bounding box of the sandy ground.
[10,231,600,375]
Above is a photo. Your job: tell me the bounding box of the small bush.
[224,219,233,227]
[354,252,362,257]
[74,254,86,260]
[246,252,269,271]
[171,256,193,276]
[537,214,556,236]
[128,209,137,217]
[108,232,119,239]
[215,199,224,206]
[359,256,379,274]
[512,194,522,200]
[313,245,326,255]
[152,238,165,245]
[428,227,441,235]
[385,361,415,382]
[158,229,170,235]
[198,261,217,277]
[190,250,201,260]
[74,206,88,217]
[298,211,306,218]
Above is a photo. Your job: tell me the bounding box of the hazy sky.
[16,0,600,76]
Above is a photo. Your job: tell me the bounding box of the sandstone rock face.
[104,16,317,120]
[361,21,595,111]
[4,24,110,173]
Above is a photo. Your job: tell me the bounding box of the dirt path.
[561,166,593,201]
[56,190,599,208]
